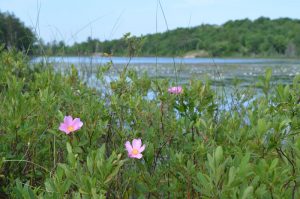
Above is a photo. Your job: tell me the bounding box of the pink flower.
[125,139,146,159]
[59,116,83,134]
[168,86,183,94]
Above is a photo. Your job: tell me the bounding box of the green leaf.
[66,142,72,154]
[87,156,93,175]
[269,158,278,171]
[197,172,210,187]
[228,166,236,186]
[215,146,223,164]
[241,186,253,199]
[265,68,272,83]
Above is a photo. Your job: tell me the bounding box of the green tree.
[0,11,36,54]
[40,17,300,57]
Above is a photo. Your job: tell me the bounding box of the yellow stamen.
[132,149,139,155]
[67,126,75,132]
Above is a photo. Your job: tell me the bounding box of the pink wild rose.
[168,86,183,94]
[59,116,83,134]
[125,138,146,159]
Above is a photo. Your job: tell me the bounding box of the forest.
[0,11,35,54]
[40,17,300,57]
[1,10,300,58]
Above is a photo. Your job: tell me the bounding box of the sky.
[1,0,300,44]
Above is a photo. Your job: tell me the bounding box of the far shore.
[31,54,300,61]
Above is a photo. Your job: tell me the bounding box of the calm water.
[32,56,300,89]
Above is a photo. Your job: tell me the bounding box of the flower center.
[67,126,75,132]
[132,149,139,155]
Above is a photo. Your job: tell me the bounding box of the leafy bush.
[1,49,300,198]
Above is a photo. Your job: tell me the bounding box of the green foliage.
[41,17,300,57]
[13,179,39,199]
[39,144,124,198]
[0,11,36,54]
[1,50,300,198]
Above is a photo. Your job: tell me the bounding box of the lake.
[32,56,300,90]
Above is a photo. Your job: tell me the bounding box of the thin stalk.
[53,134,56,169]
[4,160,49,173]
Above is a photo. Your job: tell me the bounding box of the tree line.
[0,11,35,54]
[40,17,300,57]
[1,10,300,58]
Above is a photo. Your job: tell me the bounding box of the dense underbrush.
[1,49,300,198]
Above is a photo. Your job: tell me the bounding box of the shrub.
[1,50,300,198]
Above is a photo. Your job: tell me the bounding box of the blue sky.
[1,0,300,44]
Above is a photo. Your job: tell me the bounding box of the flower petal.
[134,154,143,159]
[59,123,68,134]
[132,139,142,149]
[125,141,133,153]
[168,86,183,94]
[64,116,73,126]
[139,144,146,153]
[72,118,83,130]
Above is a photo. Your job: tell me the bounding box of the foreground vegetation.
[1,49,300,198]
